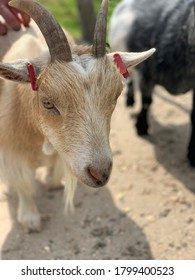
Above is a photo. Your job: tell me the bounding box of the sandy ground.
[0,85,195,260]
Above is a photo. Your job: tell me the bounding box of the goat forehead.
[71,53,96,74]
[74,56,123,95]
[71,53,119,80]
[41,57,122,99]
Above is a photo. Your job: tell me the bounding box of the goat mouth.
[85,179,108,189]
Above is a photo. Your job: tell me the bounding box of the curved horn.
[92,0,108,58]
[9,0,72,62]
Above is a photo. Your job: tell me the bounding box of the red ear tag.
[113,53,129,79]
[27,63,37,91]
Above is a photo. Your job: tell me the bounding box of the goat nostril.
[87,164,112,186]
[87,167,109,186]
[87,167,102,184]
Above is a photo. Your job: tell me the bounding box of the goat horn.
[92,0,109,58]
[9,0,72,62]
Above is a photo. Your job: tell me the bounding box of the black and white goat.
[109,0,195,166]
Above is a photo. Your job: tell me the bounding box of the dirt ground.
[0,85,195,260]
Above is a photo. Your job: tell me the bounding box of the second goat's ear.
[108,48,156,69]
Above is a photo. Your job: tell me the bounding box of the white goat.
[0,0,155,232]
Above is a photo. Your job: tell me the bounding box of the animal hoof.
[18,210,42,233]
[135,109,149,135]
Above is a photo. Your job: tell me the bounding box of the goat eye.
[43,101,54,109]
[42,101,60,115]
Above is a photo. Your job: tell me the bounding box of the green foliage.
[38,0,120,40]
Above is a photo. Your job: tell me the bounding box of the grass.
[38,0,120,40]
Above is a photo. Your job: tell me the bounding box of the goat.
[109,0,195,166]
[0,0,155,232]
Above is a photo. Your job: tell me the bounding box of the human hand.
[0,0,30,35]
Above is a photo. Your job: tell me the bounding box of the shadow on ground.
[148,115,195,194]
[130,88,195,194]
[1,184,153,260]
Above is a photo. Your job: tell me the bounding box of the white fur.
[63,163,78,213]
[72,53,96,75]
[109,1,135,52]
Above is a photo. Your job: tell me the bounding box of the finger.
[0,22,7,35]
[0,4,21,31]
[10,7,30,27]
[20,11,30,27]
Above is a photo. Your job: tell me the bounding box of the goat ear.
[0,59,41,83]
[0,60,30,83]
[0,53,50,83]
[108,48,156,68]
[0,52,49,84]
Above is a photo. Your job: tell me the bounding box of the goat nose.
[87,164,112,186]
